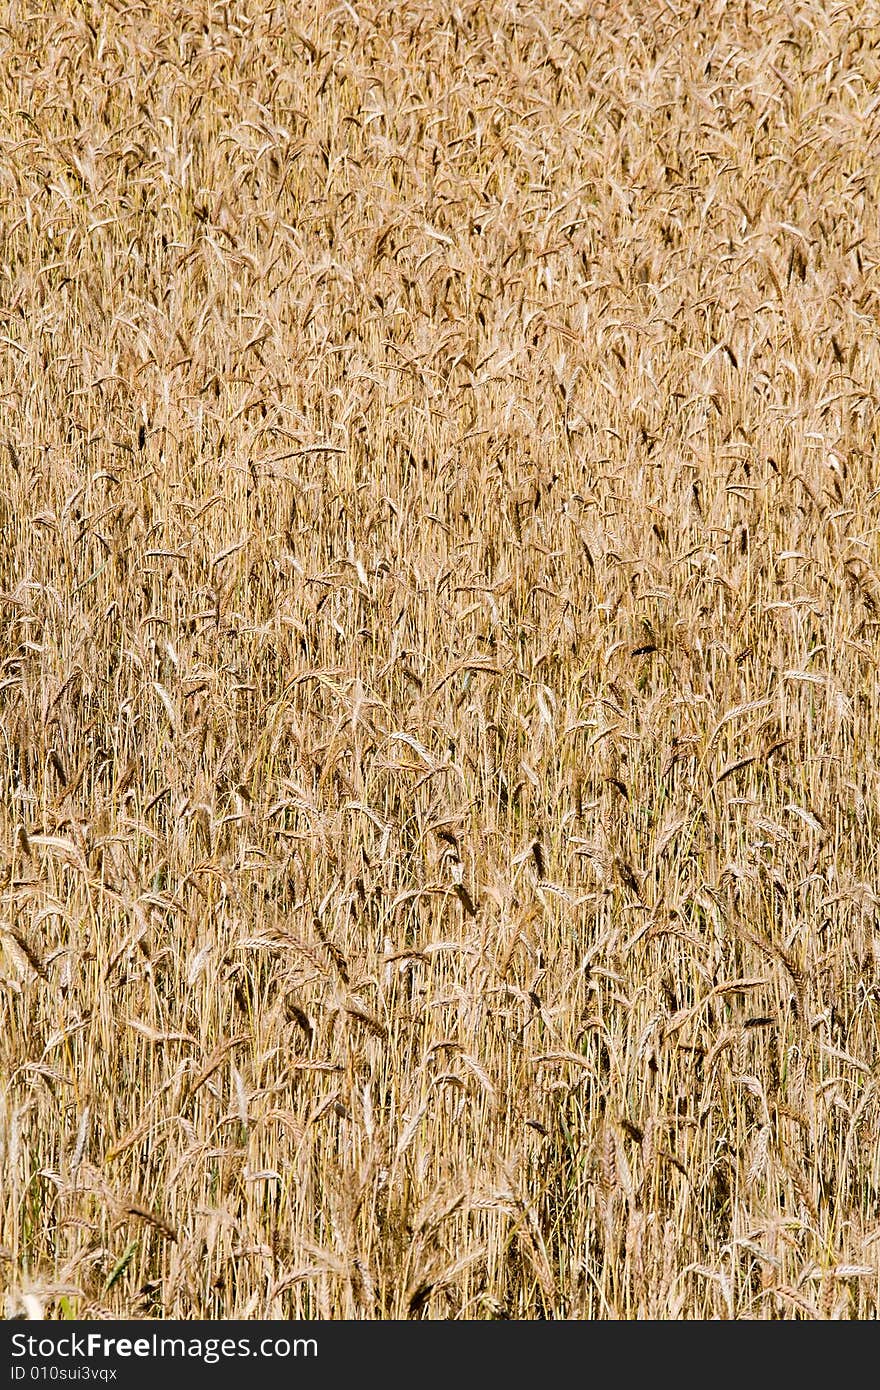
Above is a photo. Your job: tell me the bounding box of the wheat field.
[2,0,880,1320]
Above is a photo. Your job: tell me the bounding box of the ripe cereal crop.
[2,0,880,1319]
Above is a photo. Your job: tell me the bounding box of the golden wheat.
[2,0,880,1318]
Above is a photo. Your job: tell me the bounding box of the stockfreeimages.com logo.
[10,1332,316,1369]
